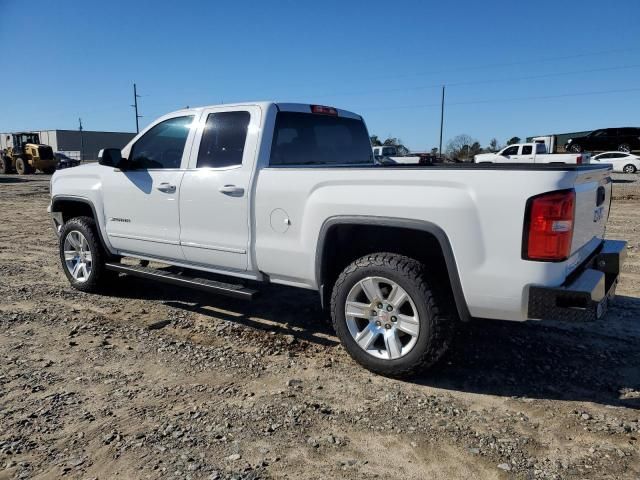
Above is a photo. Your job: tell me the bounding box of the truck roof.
[164,102,362,120]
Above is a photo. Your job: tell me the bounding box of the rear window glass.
[522,145,532,155]
[270,112,373,166]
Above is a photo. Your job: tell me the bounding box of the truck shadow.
[416,295,640,409]
[106,276,639,408]
[0,176,35,183]
[107,277,337,348]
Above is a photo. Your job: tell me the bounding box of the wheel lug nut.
[386,305,393,312]
[375,321,381,327]
[391,316,397,322]
[377,303,383,309]
[371,311,377,316]
[384,324,391,329]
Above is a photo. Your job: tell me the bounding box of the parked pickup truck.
[49,102,626,377]
[372,145,422,164]
[474,143,590,164]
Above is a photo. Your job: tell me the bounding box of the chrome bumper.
[528,240,627,321]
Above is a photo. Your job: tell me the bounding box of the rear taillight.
[576,155,582,164]
[310,105,338,115]
[523,190,576,261]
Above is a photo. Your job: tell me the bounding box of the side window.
[129,116,194,169]
[502,146,519,156]
[196,111,250,168]
[593,130,607,137]
[535,143,546,154]
[522,145,533,155]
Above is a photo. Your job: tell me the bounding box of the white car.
[49,102,626,377]
[591,151,640,173]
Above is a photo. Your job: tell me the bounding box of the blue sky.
[1,0,638,150]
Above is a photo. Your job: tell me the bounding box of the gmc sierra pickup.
[49,102,626,377]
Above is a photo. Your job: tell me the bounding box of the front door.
[103,114,198,260]
[179,105,261,271]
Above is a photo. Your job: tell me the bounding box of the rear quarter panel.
[252,167,591,321]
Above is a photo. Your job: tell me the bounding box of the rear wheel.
[569,144,583,153]
[330,253,455,377]
[0,156,11,174]
[618,144,631,153]
[59,216,110,292]
[15,157,33,175]
[623,164,637,174]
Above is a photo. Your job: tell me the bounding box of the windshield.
[270,112,373,166]
[17,133,40,144]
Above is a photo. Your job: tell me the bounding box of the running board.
[105,263,258,300]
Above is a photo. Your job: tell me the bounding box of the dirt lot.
[1,173,639,480]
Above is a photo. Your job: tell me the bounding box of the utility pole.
[438,85,445,158]
[78,117,84,163]
[131,83,142,133]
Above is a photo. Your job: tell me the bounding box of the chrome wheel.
[623,164,637,174]
[345,276,420,360]
[63,230,93,282]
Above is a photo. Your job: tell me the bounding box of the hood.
[474,153,495,161]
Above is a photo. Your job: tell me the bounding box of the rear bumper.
[528,239,627,321]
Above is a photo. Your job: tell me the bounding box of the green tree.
[370,135,410,155]
[488,138,499,152]
[370,135,382,146]
[507,136,521,145]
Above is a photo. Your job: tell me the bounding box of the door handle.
[219,184,245,196]
[157,182,176,193]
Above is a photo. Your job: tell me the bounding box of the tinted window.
[522,145,532,155]
[129,116,193,169]
[535,144,546,154]
[592,130,608,137]
[270,112,373,166]
[382,147,396,156]
[502,146,519,156]
[197,111,250,168]
[619,128,640,135]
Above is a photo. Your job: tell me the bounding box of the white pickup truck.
[372,145,422,164]
[474,143,590,164]
[49,102,626,377]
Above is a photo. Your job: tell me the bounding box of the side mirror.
[98,148,126,169]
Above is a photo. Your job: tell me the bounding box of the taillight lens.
[576,155,582,164]
[524,190,576,261]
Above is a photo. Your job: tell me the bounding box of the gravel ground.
[0,172,639,480]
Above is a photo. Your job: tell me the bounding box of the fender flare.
[315,215,470,322]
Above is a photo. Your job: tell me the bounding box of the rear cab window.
[269,111,373,166]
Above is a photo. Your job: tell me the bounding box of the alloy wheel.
[63,230,93,282]
[345,276,420,360]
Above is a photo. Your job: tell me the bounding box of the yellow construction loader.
[0,132,57,174]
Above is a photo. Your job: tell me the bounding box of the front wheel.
[59,216,110,292]
[15,157,33,175]
[623,164,637,174]
[330,253,455,377]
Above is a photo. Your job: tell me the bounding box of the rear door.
[179,105,262,271]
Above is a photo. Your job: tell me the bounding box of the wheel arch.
[315,216,470,322]
[51,195,114,253]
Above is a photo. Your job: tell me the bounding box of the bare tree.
[488,138,500,152]
[445,134,479,161]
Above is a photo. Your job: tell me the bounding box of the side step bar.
[105,263,258,300]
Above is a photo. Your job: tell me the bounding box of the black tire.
[0,156,11,174]
[623,164,637,174]
[569,144,583,153]
[42,166,56,174]
[59,216,110,293]
[330,253,455,377]
[618,144,631,153]
[15,157,33,175]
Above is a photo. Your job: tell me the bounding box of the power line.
[310,63,640,100]
[357,87,640,112]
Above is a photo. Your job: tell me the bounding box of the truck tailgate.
[570,166,611,262]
